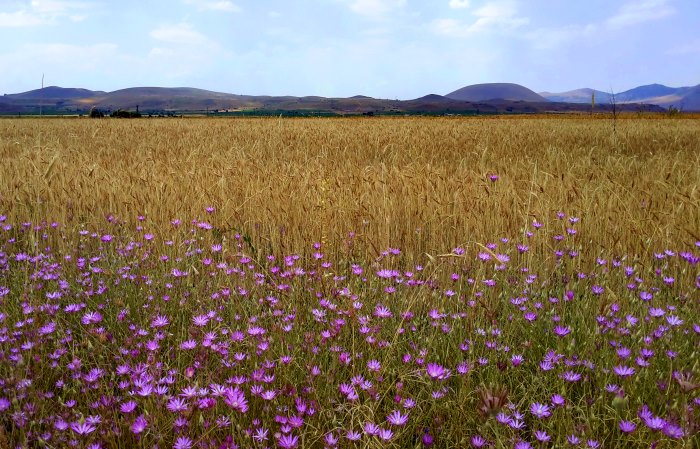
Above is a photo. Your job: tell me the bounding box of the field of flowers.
[0,117,698,448]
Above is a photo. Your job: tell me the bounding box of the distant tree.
[89,107,104,118]
[111,109,142,118]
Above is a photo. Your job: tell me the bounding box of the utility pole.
[40,74,44,116]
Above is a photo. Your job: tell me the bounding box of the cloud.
[0,42,119,90]
[432,1,528,37]
[606,0,674,29]
[347,0,406,19]
[182,0,241,13]
[668,38,700,55]
[0,9,48,27]
[525,23,598,50]
[147,23,229,80]
[29,0,88,14]
[150,23,214,46]
[0,0,90,27]
[449,0,470,8]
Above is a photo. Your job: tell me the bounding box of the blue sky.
[1,0,698,98]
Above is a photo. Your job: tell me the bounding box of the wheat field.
[0,116,699,448]
[1,117,698,261]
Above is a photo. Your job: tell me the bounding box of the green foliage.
[110,109,142,118]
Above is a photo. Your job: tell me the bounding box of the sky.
[1,0,699,99]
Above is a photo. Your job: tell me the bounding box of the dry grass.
[1,116,698,261]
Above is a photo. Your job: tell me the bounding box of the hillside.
[539,88,610,104]
[7,86,105,100]
[0,85,667,116]
[543,83,700,110]
[446,83,548,102]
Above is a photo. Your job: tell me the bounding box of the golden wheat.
[1,116,698,263]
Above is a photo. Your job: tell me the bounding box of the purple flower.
[364,422,380,436]
[666,315,683,326]
[81,311,103,325]
[534,430,551,442]
[422,430,434,446]
[151,314,169,328]
[496,412,511,425]
[510,419,526,430]
[346,430,362,441]
[277,433,299,448]
[613,365,636,378]
[324,432,338,447]
[644,416,666,431]
[530,402,551,419]
[367,359,381,372]
[551,394,565,407]
[561,371,582,382]
[71,421,96,435]
[619,420,636,433]
[131,415,148,434]
[553,325,571,337]
[378,428,394,441]
[374,305,392,318]
[662,423,685,439]
[471,435,487,447]
[253,427,269,442]
[386,410,409,426]
[639,291,653,301]
[426,363,450,380]
[173,436,193,449]
[167,397,188,413]
[224,387,248,413]
[120,401,137,414]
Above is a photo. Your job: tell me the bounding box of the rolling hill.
[541,83,699,110]
[446,83,548,102]
[538,88,610,104]
[7,86,106,100]
[0,84,670,116]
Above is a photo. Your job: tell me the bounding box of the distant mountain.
[0,84,667,116]
[7,86,105,100]
[642,85,700,111]
[539,88,610,104]
[542,83,700,110]
[446,83,548,102]
[412,94,452,102]
[617,84,680,102]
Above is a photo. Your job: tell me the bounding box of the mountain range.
[539,83,699,110]
[2,82,695,116]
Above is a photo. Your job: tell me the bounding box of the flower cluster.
[0,211,697,447]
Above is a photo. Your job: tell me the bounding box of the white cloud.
[449,0,470,9]
[0,0,90,27]
[606,0,674,29]
[147,23,229,80]
[347,0,406,19]
[0,42,119,90]
[525,23,598,50]
[668,38,700,55]
[182,0,241,13]
[0,9,48,27]
[432,1,528,37]
[30,0,89,14]
[470,1,528,32]
[150,23,213,46]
